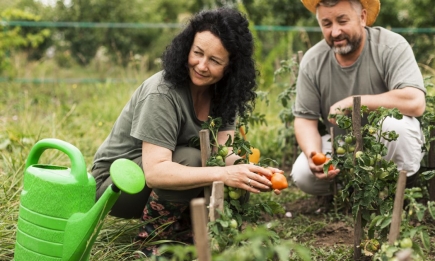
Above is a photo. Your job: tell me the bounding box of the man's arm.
[328,87,425,124]
[294,117,322,158]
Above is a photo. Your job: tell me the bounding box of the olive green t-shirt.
[93,71,235,167]
[293,26,426,135]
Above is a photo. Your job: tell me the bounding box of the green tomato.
[345,136,353,144]
[230,219,238,229]
[368,126,377,135]
[219,146,229,157]
[376,154,382,160]
[229,190,241,200]
[379,171,389,180]
[355,151,363,158]
[215,155,225,166]
[336,147,346,155]
[348,145,355,152]
[400,238,413,248]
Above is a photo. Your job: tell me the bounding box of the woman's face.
[188,31,229,89]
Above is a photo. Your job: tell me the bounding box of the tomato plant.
[329,105,435,260]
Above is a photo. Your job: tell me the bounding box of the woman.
[91,7,282,256]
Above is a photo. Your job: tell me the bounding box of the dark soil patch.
[283,190,354,248]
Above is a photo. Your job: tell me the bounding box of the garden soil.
[283,186,355,248]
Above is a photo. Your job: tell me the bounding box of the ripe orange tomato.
[249,147,260,164]
[325,157,334,171]
[261,170,272,181]
[271,173,288,190]
[311,151,326,165]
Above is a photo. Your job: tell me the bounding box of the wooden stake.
[352,96,363,261]
[388,170,408,244]
[209,181,224,221]
[428,122,435,201]
[200,130,212,206]
[191,198,212,261]
[330,126,337,214]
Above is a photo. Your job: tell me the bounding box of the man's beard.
[329,33,362,55]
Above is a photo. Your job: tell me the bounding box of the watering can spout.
[62,184,121,260]
[63,158,145,261]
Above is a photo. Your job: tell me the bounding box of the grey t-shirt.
[93,71,235,167]
[293,26,426,135]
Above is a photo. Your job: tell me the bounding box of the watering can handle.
[25,138,88,184]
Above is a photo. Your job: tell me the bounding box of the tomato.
[215,155,225,166]
[336,147,346,155]
[379,171,389,180]
[348,145,355,152]
[218,146,229,158]
[355,151,363,158]
[400,238,413,248]
[311,151,326,165]
[368,126,377,135]
[249,147,260,164]
[261,170,273,181]
[230,219,238,229]
[271,173,288,190]
[345,136,354,144]
[325,157,334,171]
[229,190,241,200]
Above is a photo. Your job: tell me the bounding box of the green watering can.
[14,138,145,260]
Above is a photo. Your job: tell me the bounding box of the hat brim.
[301,0,380,26]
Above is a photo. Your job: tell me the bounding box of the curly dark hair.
[161,7,258,125]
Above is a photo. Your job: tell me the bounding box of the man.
[291,0,426,199]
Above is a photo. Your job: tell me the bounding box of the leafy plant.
[0,8,50,77]
[273,56,299,166]
[329,105,435,259]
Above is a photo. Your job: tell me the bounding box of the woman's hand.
[222,164,273,193]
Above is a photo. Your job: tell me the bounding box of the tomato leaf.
[420,230,431,250]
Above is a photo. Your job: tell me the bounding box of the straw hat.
[301,0,380,26]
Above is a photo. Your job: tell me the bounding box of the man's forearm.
[294,118,323,157]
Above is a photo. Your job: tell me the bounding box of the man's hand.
[328,97,353,125]
[308,156,340,180]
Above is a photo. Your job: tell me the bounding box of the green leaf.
[219,220,229,228]
[380,216,392,229]
[420,230,431,250]
[427,201,435,219]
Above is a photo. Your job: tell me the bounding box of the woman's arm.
[142,141,273,193]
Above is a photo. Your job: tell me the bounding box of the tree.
[0,8,50,77]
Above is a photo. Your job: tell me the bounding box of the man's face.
[317,1,367,55]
